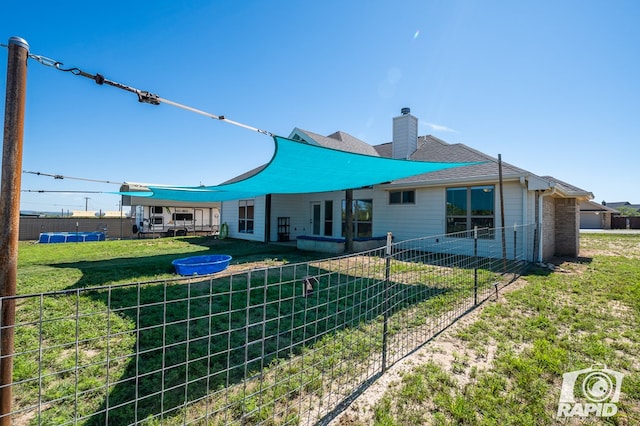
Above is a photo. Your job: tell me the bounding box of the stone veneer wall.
[554,198,580,257]
[541,196,556,261]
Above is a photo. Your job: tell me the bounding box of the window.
[389,190,415,204]
[446,186,494,237]
[172,213,193,221]
[151,217,163,225]
[151,206,163,214]
[341,199,373,238]
[324,201,333,236]
[238,200,254,233]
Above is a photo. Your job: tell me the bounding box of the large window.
[446,186,494,237]
[238,200,254,233]
[389,190,415,204]
[342,199,373,238]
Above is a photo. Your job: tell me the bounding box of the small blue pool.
[172,254,232,276]
[39,232,106,244]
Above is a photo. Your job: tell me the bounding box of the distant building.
[579,201,618,229]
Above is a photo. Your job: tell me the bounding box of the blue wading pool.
[39,232,106,244]
[172,254,232,276]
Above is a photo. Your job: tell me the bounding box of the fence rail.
[1,224,535,425]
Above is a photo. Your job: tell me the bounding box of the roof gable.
[288,128,380,156]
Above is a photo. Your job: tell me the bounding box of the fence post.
[473,226,478,305]
[0,36,29,426]
[381,232,392,373]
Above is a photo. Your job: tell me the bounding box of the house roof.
[375,135,529,185]
[539,176,593,198]
[289,128,380,156]
[219,130,592,199]
[373,136,592,199]
[580,200,619,213]
[604,201,640,210]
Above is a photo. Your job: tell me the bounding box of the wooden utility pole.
[0,36,29,425]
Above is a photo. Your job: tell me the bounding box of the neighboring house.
[579,201,618,229]
[219,108,593,262]
[602,201,640,230]
[603,201,640,214]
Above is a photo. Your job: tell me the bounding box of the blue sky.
[2,1,639,213]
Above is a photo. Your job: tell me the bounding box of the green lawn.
[15,237,326,425]
[17,236,320,294]
[366,233,640,425]
[13,235,507,425]
[15,235,633,425]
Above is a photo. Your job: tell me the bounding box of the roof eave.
[377,173,526,190]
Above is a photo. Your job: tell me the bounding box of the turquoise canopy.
[122,135,480,202]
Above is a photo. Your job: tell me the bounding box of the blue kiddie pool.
[39,232,106,243]
[171,254,232,276]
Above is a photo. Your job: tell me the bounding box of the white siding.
[221,179,539,261]
[221,196,266,242]
[270,194,307,241]
[374,181,535,260]
[374,187,444,241]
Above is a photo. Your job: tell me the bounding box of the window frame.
[172,213,193,222]
[389,190,416,205]
[341,198,373,238]
[238,199,255,234]
[445,185,495,238]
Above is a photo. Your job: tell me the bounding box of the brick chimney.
[392,107,418,159]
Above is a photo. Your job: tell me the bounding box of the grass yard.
[334,233,640,425]
[17,236,323,294]
[15,237,325,424]
[16,234,631,425]
[15,236,497,425]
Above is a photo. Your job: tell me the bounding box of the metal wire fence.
[1,224,535,425]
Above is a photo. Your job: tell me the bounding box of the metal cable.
[21,190,105,193]
[26,51,275,137]
[23,170,124,185]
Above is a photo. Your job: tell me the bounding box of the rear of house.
[219,109,592,262]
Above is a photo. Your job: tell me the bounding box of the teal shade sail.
[125,136,480,202]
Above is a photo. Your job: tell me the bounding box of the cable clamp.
[137,91,160,105]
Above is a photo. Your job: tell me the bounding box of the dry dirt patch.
[330,277,531,425]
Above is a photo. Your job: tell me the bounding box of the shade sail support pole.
[0,36,29,426]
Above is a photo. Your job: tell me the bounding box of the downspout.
[537,184,557,263]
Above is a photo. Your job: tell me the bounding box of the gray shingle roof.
[374,135,529,184]
[604,201,640,210]
[292,128,380,156]
[539,176,592,197]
